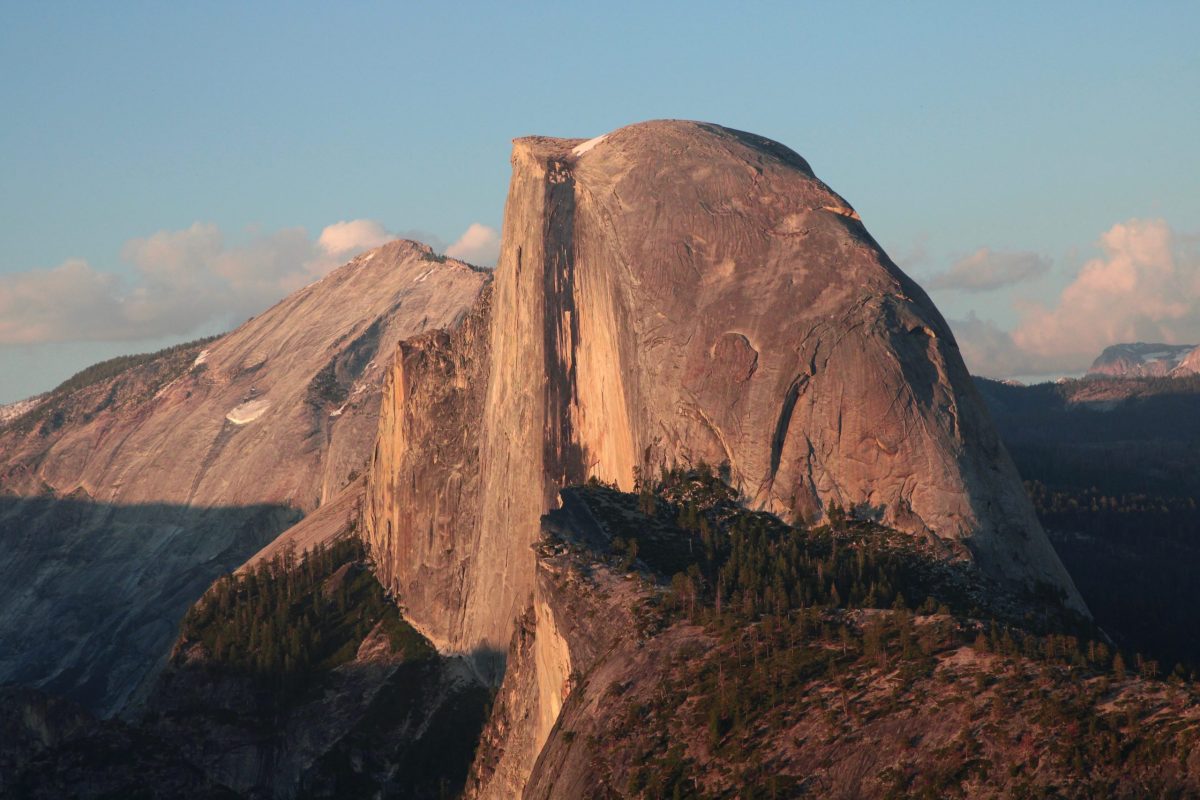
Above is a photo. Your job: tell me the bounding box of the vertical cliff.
[362,284,493,655]
[364,121,1084,676]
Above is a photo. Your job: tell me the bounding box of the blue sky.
[2,2,1198,401]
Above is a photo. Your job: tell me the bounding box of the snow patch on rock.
[0,396,43,425]
[226,398,271,425]
[572,135,606,156]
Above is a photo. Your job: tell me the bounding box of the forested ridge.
[541,467,1200,798]
[177,536,434,702]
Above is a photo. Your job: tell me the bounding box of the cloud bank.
[0,220,496,346]
[317,219,393,257]
[0,221,368,346]
[948,219,1200,377]
[927,248,1050,292]
[445,223,501,267]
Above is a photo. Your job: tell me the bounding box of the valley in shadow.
[0,494,301,716]
[0,534,495,799]
[978,376,1200,673]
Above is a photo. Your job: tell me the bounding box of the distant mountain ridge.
[1086,341,1200,378]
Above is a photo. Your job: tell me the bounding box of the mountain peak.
[0,239,488,714]
[363,121,1085,695]
[1086,342,1197,378]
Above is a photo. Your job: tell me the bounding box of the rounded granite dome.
[364,119,1086,674]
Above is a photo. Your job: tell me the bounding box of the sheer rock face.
[0,241,487,715]
[363,120,1084,669]
[363,285,494,655]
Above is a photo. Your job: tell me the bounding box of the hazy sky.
[2,2,1198,402]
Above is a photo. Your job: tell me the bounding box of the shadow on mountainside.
[1,537,497,800]
[976,375,1200,673]
[977,375,1200,495]
[0,495,301,716]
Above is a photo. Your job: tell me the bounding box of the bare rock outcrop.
[237,475,365,574]
[1171,344,1200,377]
[364,284,494,656]
[1085,342,1196,378]
[0,241,487,715]
[363,121,1084,676]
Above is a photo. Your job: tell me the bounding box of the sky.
[1,2,1198,402]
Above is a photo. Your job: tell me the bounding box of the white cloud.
[445,223,500,267]
[0,219,394,346]
[1012,219,1199,366]
[949,219,1200,378]
[927,248,1050,292]
[318,219,392,257]
[0,259,124,344]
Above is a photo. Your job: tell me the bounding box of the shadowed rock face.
[0,241,488,715]
[363,121,1085,676]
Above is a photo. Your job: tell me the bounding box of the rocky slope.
[0,240,487,715]
[473,473,1197,800]
[0,394,44,425]
[1086,342,1196,378]
[1172,344,1200,377]
[0,687,237,799]
[363,119,1082,659]
[239,476,366,574]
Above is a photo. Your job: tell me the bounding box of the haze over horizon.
[2,2,1197,402]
